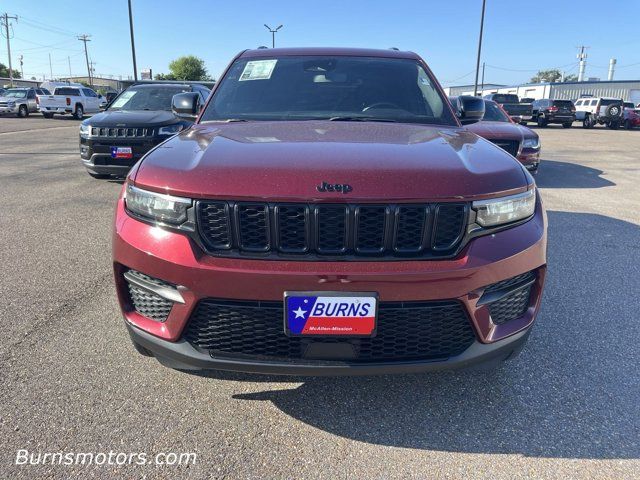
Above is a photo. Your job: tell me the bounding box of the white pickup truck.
[38,86,102,119]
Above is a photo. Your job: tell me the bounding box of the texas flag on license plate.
[110,146,133,159]
[285,294,377,337]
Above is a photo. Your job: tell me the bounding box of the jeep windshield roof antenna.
[264,24,283,48]
[473,0,486,96]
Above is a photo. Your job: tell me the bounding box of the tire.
[73,104,84,120]
[88,172,110,179]
[582,115,594,128]
[608,121,620,130]
[536,115,547,127]
[17,105,28,118]
[624,119,633,130]
[605,104,622,119]
[41,112,54,119]
[562,122,572,128]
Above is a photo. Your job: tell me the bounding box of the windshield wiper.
[327,116,397,123]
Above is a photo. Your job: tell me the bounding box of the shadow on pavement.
[535,159,615,189]
[228,211,639,460]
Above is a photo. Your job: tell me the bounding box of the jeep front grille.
[489,139,520,157]
[90,127,155,137]
[196,201,468,260]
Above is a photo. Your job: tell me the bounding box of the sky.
[2,0,639,87]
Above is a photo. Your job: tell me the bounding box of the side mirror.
[456,95,485,125]
[172,92,201,119]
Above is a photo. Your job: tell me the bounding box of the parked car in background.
[0,88,6,97]
[38,86,102,119]
[79,82,210,178]
[98,94,108,110]
[623,102,640,130]
[115,48,546,375]
[0,87,51,117]
[574,96,624,129]
[483,93,532,124]
[531,99,575,128]
[453,97,541,173]
[39,80,84,94]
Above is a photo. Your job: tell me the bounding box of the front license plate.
[284,292,378,337]
[110,146,133,159]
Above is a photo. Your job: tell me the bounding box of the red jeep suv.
[113,48,547,375]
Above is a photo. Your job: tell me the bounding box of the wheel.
[17,105,28,117]
[74,104,84,119]
[608,121,620,130]
[519,120,528,126]
[582,115,594,128]
[562,122,572,128]
[624,119,633,130]
[41,112,54,119]
[88,172,110,179]
[536,115,547,127]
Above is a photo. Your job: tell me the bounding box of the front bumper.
[80,135,161,176]
[0,105,18,114]
[113,193,547,374]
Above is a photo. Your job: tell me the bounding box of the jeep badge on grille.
[316,182,353,194]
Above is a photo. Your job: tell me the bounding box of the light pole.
[264,24,283,48]
[128,0,138,81]
[473,0,486,96]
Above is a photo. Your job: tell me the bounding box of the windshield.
[4,89,27,99]
[201,56,455,125]
[108,86,188,111]
[600,99,621,106]
[482,101,510,122]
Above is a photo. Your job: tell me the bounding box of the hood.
[466,121,537,141]
[0,95,18,102]
[133,121,530,202]
[85,110,180,127]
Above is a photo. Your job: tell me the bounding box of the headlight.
[522,137,540,149]
[158,124,184,136]
[473,189,535,227]
[124,184,191,225]
[79,123,90,136]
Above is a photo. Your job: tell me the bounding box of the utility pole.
[78,34,92,86]
[264,24,283,48]
[480,62,485,93]
[89,60,96,83]
[128,0,138,81]
[2,13,18,86]
[68,56,72,78]
[19,54,24,79]
[576,45,589,82]
[48,53,53,79]
[473,0,487,96]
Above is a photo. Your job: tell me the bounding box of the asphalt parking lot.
[0,115,638,479]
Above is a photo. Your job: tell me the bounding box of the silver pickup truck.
[38,86,102,119]
[0,87,51,117]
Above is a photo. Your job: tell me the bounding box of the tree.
[0,62,21,79]
[530,69,577,83]
[155,56,211,81]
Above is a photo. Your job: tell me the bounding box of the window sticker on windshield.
[239,59,277,81]
[111,91,136,108]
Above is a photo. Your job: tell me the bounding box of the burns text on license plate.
[285,292,378,337]
[111,147,133,159]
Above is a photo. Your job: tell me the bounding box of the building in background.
[447,80,640,104]
[140,69,152,80]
